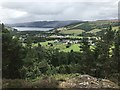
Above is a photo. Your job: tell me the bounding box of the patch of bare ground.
[59,75,119,88]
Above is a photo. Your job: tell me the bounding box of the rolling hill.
[52,19,119,35]
[7,20,84,28]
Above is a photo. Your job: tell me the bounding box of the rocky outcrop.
[59,75,119,88]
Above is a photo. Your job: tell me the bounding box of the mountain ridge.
[7,20,85,28]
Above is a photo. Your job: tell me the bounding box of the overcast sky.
[0,0,119,24]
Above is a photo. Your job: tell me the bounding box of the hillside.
[52,20,119,35]
[2,21,120,88]
[7,20,83,28]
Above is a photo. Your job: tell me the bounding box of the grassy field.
[68,36,83,39]
[58,26,119,35]
[86,29,102,34]
[67,23,83,29]
[112,26,119,31]
[55,20,119,35]
[61,44,80,52]
[30,25,119,53]
[86,26,119,34]
[40,41,55,46]
[53,43,66,50]
[59,29,85,35]
[32,41,81,52]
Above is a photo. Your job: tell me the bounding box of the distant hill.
[52,19,119,35]
[64,20,119,31]
[7,20,84,28]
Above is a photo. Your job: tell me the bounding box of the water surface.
[13,27,53,31]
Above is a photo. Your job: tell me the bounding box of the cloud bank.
[0,0,119,24]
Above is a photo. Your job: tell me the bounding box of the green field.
[112,26,119,31]
[61,44,80,52]
[86,26,119,34]
[68,36,83,39]
[86,29,102,34]
[59,29,85,35]
[40,41,55,46]
[53,20,119,35]
[26,21,119,53]
[31,41,82,52]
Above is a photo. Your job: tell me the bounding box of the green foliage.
[2,24,119,85]
[2,27,25,79]
[92,26,119,80]
[22,44,49,79]
[77,23,93,31]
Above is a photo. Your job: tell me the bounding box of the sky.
[0,0,119,24]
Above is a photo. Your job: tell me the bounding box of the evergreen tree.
[2,27,25,79]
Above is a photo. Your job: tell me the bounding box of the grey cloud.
[0,1,118,23]
[1,2,70,15]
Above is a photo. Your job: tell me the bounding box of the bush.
[2,79,31,88]
[31,77,59,88]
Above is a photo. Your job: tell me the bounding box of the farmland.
[59,29,84,35]
[22,20,119,53]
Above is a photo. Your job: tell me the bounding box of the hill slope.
[7,20,83,28]
[52,20,119,34]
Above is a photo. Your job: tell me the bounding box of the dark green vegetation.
[2,20,120,88]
